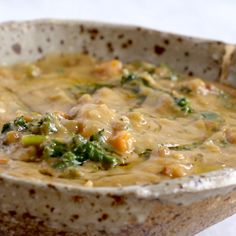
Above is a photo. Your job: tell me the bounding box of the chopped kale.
[174,97,193,114]
[1,122,13,133]
[43,140,68,158]
[89,129,105,143]
[200,111,220,120]
[139,149,152,159]
[37,113,58,134]
[2,116,29,133]
[53,151,79,169]
[121,72,137,85]
[14,116,28,131]
[165,142,202,151]
[121,70,152,88]
[41,131,119,170]
[1,113,59,136]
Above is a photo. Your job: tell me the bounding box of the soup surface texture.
[0,54,236,187]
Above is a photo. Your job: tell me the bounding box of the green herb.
[41,131,119,170]
[130,60,156,73]
[1,113,60,136]
[174,97,193,114]
[53,151,79,169]
[200,111,220,120]
[14,116,28,131]
[2,116,29,133]
[139,149,152,159]
[37,113,58,134]
[165,141,202,151]
[43,140,68,158]
[89,129,105,143]
[71,134,119,169]
[121,71,152,88]
[121,72,137,85]
[1,122,13,133]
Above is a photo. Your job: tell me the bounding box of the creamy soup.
[0,54,236,187]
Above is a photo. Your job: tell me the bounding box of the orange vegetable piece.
[109,131,133,153]
[5,131,20,144]
[95,59,122,76]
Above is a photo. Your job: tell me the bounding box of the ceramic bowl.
[0,20,236,236]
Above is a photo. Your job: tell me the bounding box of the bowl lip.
[0,18,236,200]
[0,18,232,45]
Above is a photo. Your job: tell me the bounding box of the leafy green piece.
[162,141,202,151]
[53,151,79,169]
[200,111,220,120]
[139,149,152,159]
[121,72,137,85]
[1,122,13,133]
[89,129,105,143]
[37,113,58,135]
[121,71,152,88]
[14,116,28,131]
[174,97,193,114]
[43,140,68,158]
[72,134,119,169]
[42,131,119,170]
[1,113,60,136]
[130,60,156,74]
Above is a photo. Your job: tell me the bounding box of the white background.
[0,0,235,235]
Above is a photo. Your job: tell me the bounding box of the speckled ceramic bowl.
[0,20,236,236]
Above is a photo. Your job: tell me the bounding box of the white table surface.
[0,0,235,235]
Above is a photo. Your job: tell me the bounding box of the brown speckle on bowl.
[98,213,109,222]
[188,71,194,76]
[154,44,165,55]
[29,189,36,197]
[12,43,21,54]
[184,66,189,71]
[184,52,189,57]
[109,195,125,206]
[88,28,99,40]
[127,39,133,45]
[79,25,84,33]
[72,195,83,203]
[72,214,79,220]
[163,39,169,45]
[38,46,43,53]
[117,34,124,39]
[106,42,114,52]
[177,37,183,43]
